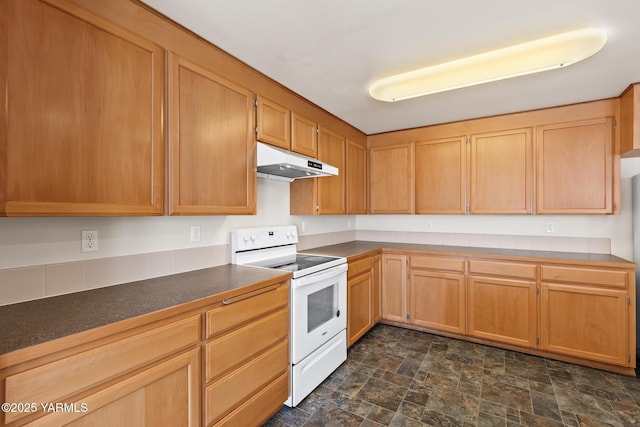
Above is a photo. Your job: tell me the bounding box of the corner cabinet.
[0,0,164,216]
[346,139,368,214]
[536,118,614,214]
[167,53,256,215]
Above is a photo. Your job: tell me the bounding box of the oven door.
[291,263,347,364]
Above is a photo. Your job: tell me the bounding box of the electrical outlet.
[81,229,98,252]
[546,222,554,233]
[426,221,433,230]
[190,225,201,242]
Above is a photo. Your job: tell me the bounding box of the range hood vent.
[256,142,338,182]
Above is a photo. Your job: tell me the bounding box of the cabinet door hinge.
[254,126,258,134]
[614,118,617,128]
[254,98,258,107]
[628,295,632,305]
[465,204,470,213]
[316,127,319,134]
[629,353,632,363]
[536,336,540,346]
[466,136,470,145]
[536,287,540,295]
[406,313,410,320]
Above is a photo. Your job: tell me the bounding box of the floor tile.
[265,325,639,426]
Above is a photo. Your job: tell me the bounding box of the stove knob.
[242,235,250,242]
[286,231,292,238]
[250,234,257,241]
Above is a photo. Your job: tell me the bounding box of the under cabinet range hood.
[256,142,338,182]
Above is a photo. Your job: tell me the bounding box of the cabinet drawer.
[206,283,288,338]
[4,315,200,424]
[205,339,289,425]
[469,259,536,280]
[206,308,288,382]
[410,255,465,272]
[541,265,628,289]
[348,256,372,279]
[214,371,289,427]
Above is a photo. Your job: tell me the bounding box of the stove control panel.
[231,225,298,253]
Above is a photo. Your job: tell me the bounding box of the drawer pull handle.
[222,283,281,305]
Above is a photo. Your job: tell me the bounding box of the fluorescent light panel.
[369,29,607,102]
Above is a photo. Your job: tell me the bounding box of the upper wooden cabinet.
[469,128,533,214]
[536,118,614,214]
[369,143,415,214]
[291,113,318,157]
[167,53,256,215]
[415,137,466,214]
[256,95,290,150]
[0,0,164,216]
[620,83,640,157]
[346,139,367,214]
[290,126,345,214]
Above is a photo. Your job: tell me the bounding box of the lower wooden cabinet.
[204,283,290,426]
[540,264,630,367]
[379,250,635,373]
[2,315,202,426]
[408,255,466,334]
[381,254,408,323]
[0,281,292,427]
[347,253,382,347]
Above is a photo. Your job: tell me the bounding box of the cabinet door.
[168,53,255,215]
[317,126,346,214]
[381,254,407,322]
[346,139,367,214]
[372,255,382,323]
[28,348,201,427]
[2,0,164,216]
[415,137,466,214]
[540,283,628,366]
[409,270,465,334]
[369,144,415,213]
[536,118,613,213]
[347,271,373,347]
[256,95,290,150]
[469,128,532,214]
[467,276,537,348]
[291,112,317,157]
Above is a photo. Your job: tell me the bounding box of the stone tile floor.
[265,324,640,427]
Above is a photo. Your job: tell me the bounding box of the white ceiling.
[142,0,640,135]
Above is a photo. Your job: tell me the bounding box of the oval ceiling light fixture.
[369,28,607,102]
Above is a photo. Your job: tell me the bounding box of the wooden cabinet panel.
[167,53,255,215]
[205,340,288,426]
[27,348,200,427]
[410,255,465,273]
[256,95,290,150]
[467,276,537,348]
[291,112,317,157]
[540,283,628,366]
[469,259,537,280]
[381,254,407,322]
[369,144,415,213]
[415,137,466,214]
[372,255,382,323]
[2,0,164,215]
[409,270,465,334]
[347,271,373,347]
[317,127,346,214]
[346,139,368,214]
[536,118,613,213]
[620,83,640,156]
[206,308,288,382]
[540,265,627,289]
[4,316,200,424]
[206,283,288,338]
[469,128,532,214]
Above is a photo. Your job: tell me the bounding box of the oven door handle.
[293,263,348,288]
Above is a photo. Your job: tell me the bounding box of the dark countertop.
[0,264,291,357]
[302,241,635,267]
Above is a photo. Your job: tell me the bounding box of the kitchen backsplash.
[0,230,611,307]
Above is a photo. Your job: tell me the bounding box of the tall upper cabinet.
[167,53,256,215]
[536,118,613,214]
[0,0,164,215]
[369,143,415,214]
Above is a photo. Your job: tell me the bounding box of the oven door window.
[307,284,337,333]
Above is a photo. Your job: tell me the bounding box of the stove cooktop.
[248,253,342,273]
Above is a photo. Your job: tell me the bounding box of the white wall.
[1,158,639,270]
